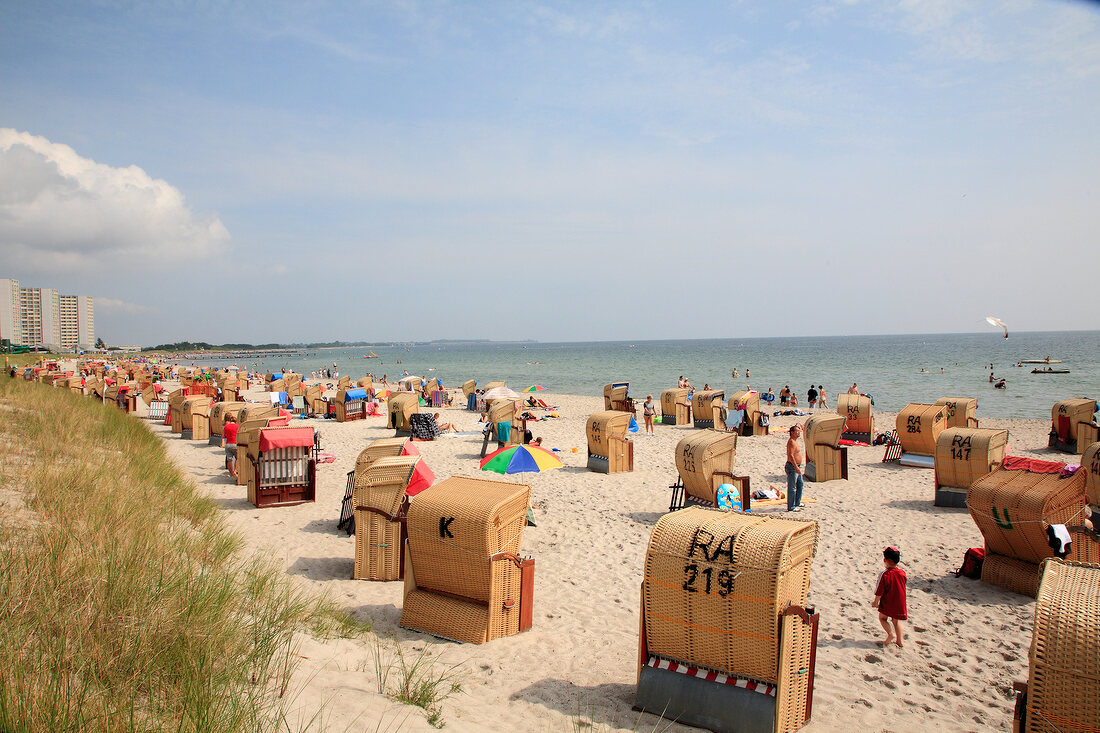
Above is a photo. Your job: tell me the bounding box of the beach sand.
[150,380,1058,732]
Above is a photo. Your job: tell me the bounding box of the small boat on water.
[1020,357,1062,364]
[1031,367,1070,374]
[363,351,379,359]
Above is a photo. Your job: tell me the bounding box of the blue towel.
[468,393,477,410]
[629,416,639,433]
[497,421,511,442]
[726,409,744,430]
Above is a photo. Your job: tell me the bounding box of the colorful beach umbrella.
[479,444,563,474]
[523,385,547,392]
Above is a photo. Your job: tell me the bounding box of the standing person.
[642,395,656,434]
[849,383,859,395]
[872,547,907,648]
[808,384,818,408]
[786,424,805,512]
[780,386,790,406]
[223,414,239,478]
[817,385,828,409]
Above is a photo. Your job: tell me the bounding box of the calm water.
[185,331,1099,420]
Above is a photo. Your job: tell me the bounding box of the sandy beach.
[146,379,1062,733]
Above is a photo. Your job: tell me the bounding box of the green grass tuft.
[0,375,368,733]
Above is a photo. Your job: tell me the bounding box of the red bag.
[956,547,985,579]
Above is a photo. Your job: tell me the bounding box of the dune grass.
[0,375,366,732]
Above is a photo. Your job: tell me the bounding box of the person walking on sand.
[642,395,656,434]
[808,384,818,409]
[872,547,907,648]
[817,385,828,409]
[786,424,805,512]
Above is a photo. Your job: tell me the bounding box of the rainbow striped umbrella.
[523,385,547,392]
[479,444,562,474]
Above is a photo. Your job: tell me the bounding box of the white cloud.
[0,128,230,272]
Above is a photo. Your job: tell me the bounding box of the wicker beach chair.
[604,382,635,414]
[636,507,820,733]
[334,387,369,422]
[1049,398,1098,454]
[207,401,247,446]
[968,465,1094,596]
[1015,559,1100,733]
[487,399,525,450]
[337,438,415,534]
[1084,442,1100,509]
[387,392,420,435]
[804,413,848,483]
[180,396,213,440]
[691,390,725,430]
[933,428,1008,507]
[660,388,691,426]
[935,397,979,429]
[667,431,749,511]
[727,390,769,437]
[353,455,422,581]
[400,476,533,644]
[894,403,949,467]
[587,410,633,473]
[837,393,873,443]
[246,426,317,508]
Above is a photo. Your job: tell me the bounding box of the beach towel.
[725,409,744,431]
[497,421,511,443]
[1002,456,1065,473]
[629,416,639,433]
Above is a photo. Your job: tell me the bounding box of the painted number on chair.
[906,416,921,433]
[950,434,972,461]
[682,564,736,597]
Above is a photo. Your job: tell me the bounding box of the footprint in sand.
[864,653,882,664]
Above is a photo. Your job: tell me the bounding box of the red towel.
[1002,456,1066,474]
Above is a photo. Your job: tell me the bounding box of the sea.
[180,331,1099,420]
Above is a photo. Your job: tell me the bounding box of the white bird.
[986,316,1008,339]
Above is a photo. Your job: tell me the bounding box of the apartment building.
[0,278,95,351]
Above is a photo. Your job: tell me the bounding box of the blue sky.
[1,1,1098,345]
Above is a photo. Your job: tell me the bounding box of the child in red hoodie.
[872,546,907,647]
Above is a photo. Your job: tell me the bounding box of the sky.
[1,1,1098,346]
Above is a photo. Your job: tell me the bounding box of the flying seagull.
[986,316,1008,339]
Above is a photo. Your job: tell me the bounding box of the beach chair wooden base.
[1047,431,1077,454]
[805,446,848,483]
[669,474,751,513]
[982,552,1040,597]
[635,596,818,733]
[1077,422,1099,452]
[399,542,534,644]
[933,485,968,508]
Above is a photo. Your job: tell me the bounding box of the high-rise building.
[0,278,20,347]
[0,278,95,351]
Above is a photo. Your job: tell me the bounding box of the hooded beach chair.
[932,427,1008,507]
[667,431,748,511]
[804,413,848,483]
[246,426,317,508]
[399,476,534,644]
[586,410,633,473]
[636,508,820,733]
[1048,398,1098,454]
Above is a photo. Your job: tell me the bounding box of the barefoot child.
[871,546,907,647]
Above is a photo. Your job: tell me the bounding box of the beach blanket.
[838,438,871,447]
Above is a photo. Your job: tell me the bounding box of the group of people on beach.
[782,401,906,648]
